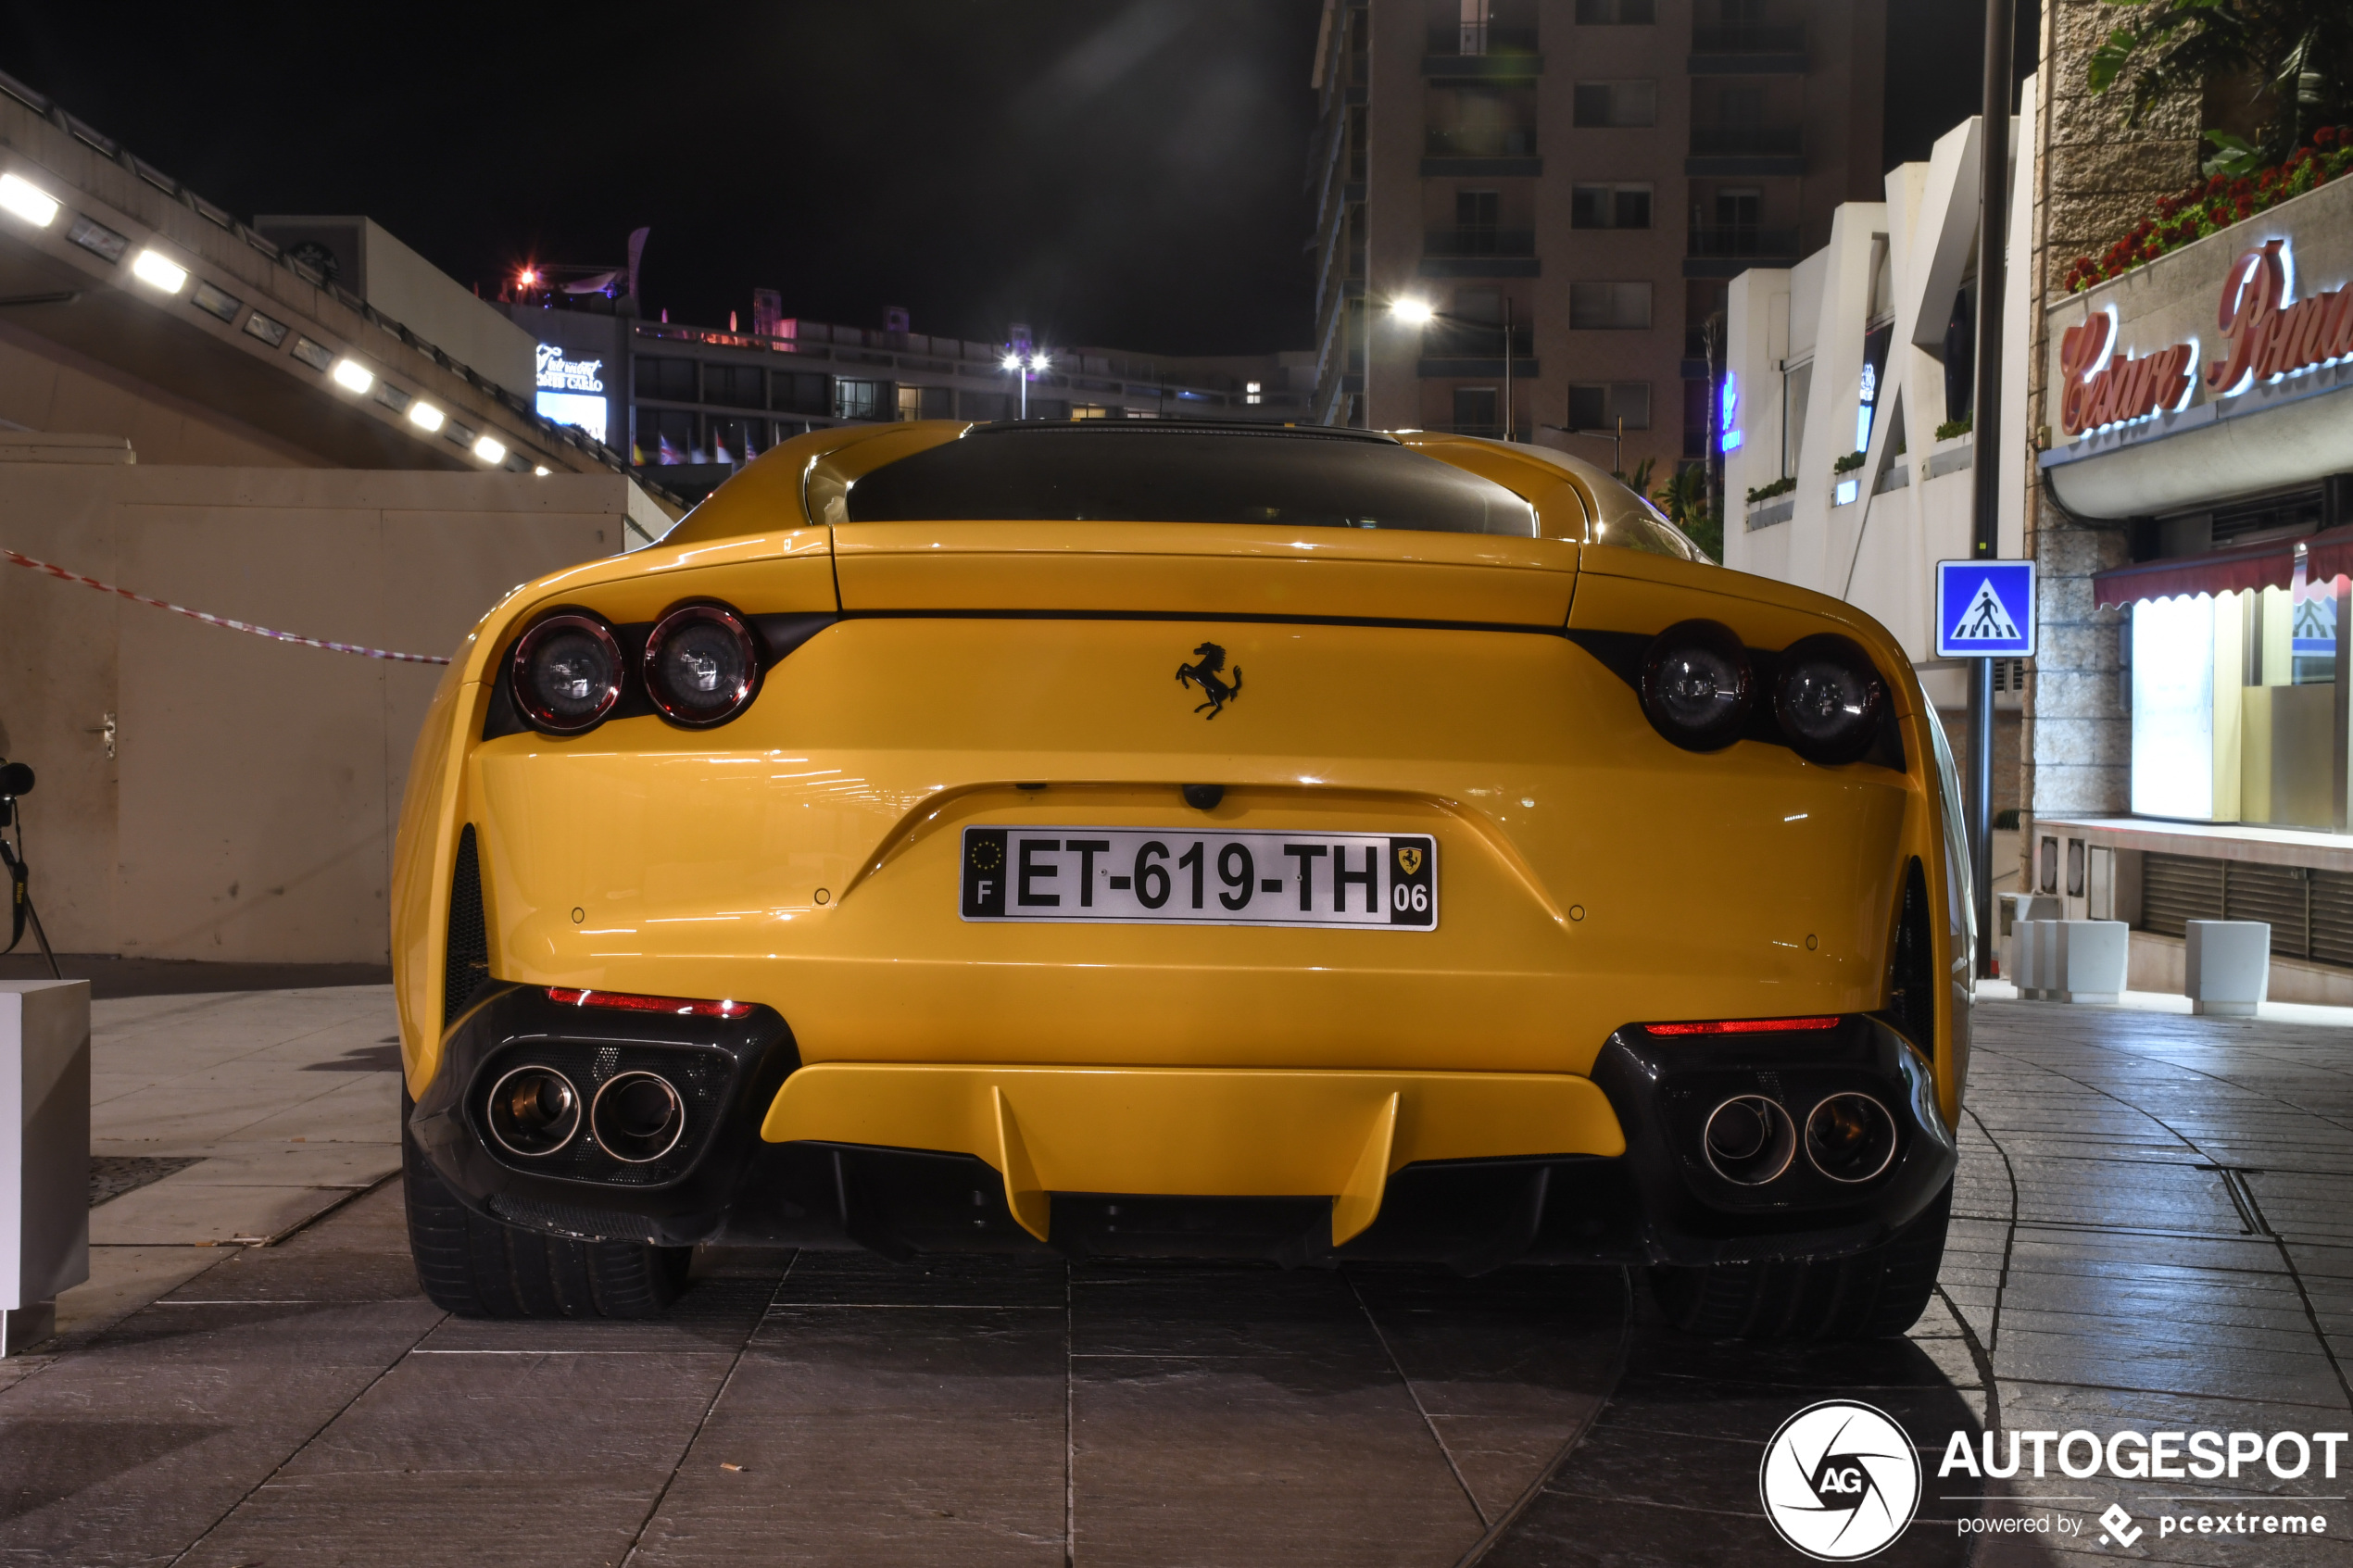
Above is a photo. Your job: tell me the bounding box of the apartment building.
[1308,0,1884,481]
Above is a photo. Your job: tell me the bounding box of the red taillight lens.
[643,603,761,727]
[1644,1016,1843,1036]
[547,986,753,1019]
[511,611,623,734]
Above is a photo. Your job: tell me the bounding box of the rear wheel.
[402,1091,690,1319]
[1649,1183,1950,1341]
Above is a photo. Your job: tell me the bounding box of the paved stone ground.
[0,990,2346,1566]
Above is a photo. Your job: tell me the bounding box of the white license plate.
[960,826,1437,931]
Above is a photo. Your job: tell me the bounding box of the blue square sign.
[1935,559,2035,659]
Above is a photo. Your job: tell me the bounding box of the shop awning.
[2092,525,2353,608]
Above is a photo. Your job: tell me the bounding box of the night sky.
[0,2,2035,358]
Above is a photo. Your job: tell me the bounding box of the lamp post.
[1000,349,1051,420]
[1541,417,1627,477]
[1390,296,1516,440]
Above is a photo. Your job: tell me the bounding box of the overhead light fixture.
[1390,298,1436,325]
[0,173,59,227]
[330,358,373,394]
[532,465,549,476]
[407,400,444,433]
[1001,354,1021,371]
[473,434,507,464]
[131,248,188,294]
[1028,355,1050,372]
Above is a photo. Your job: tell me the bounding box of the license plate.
[960,826,1437,931]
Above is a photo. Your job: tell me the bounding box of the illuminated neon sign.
[535,343,605,394]
[2062,237,2353,437]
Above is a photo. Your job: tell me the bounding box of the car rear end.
[392,422,1971,1334]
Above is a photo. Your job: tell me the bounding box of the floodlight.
[1001,354,1021,370]
[1391,298,1436,325]
[473,434,508,464]
[533,465,549,476]
[0,173,58,227]
[331,358,374,394]
[408,401,445,433]
[131,248,188,294]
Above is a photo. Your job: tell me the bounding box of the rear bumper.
[410,989,1953,1268]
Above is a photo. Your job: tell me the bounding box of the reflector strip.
[1644,1016,1842,1035]
[547,986,752,1018]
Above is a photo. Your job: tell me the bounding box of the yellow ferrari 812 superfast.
[391,420,1972,1339]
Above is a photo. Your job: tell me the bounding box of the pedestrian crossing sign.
[1934,559,2035,659]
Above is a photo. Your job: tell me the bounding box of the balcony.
[1425,23,1540,56]
[1689,25,1807,75]
[1421,227,1539,279]
[1422,125,1541,177]
[1424,228,1536,257]
[1416,324,1537,379]
[1686,124,1804,176]
[1683,224,1802,279]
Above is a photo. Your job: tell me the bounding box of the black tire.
[1648,1183,1951,1341]
[402,1091,691,1319]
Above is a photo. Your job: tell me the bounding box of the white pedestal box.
[1998,894,2062,987]
[2017,921,2129,1004]
[2185,921,2271,1017]
[1,980,90,1356]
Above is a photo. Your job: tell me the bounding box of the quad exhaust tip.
[486,1065,581,1158]
[1701,1094,1795,1185]
[590,1071,687,1163]
[1804,1093,1897,1184]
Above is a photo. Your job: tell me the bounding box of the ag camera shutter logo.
[1759,1400,1922,1561]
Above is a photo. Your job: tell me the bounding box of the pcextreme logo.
[1759,1400,1922,1561]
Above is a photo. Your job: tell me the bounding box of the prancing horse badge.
[1397,846,1423,876]
[1175,642,1242,719]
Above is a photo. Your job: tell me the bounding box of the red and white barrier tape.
[3,547,451,664]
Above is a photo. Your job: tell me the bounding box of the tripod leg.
[22,893,60,980]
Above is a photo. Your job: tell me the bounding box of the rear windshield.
[842,425,1538,536]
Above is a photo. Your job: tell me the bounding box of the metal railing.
[1425,227,1538,257]
[1685,225,1801,257]
[1418,326,1536,358]
[1425,126,1538,159]
[1691,24,1805,53]
[1689,126,1803,157]
[1425,23,1540,56]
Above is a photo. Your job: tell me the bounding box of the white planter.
[1999,894,2063,987]
[2,980,90,1356]
[2017,920,2129,1004]
[2185,921,2271,1017]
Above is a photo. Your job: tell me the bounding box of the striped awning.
[2092,525,2353,608]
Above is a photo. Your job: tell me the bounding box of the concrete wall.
[0,461,637,963]
[0,318,318,468]
[245,218,540,404]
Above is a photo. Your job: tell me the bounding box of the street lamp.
[1391,296,1517,441]
[1000,350,1051,420]
[1541,418,1628,476]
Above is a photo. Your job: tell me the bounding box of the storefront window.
[2132,595,2236,821]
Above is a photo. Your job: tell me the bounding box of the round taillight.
[1639,619,1753,752]
[643,603,761,727]
[1774,633,1886,765]
[511,612,623,734]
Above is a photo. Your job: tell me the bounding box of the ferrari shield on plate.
[961,827,1437,931]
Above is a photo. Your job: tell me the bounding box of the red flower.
[2234,196,2255,218]
[2319,125,2339,148]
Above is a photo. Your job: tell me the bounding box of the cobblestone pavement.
[0,992,2346,1566]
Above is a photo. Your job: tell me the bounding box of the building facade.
[511,304,1317,504]
[1721,100,2036,810]
[1306,0,1884,480]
